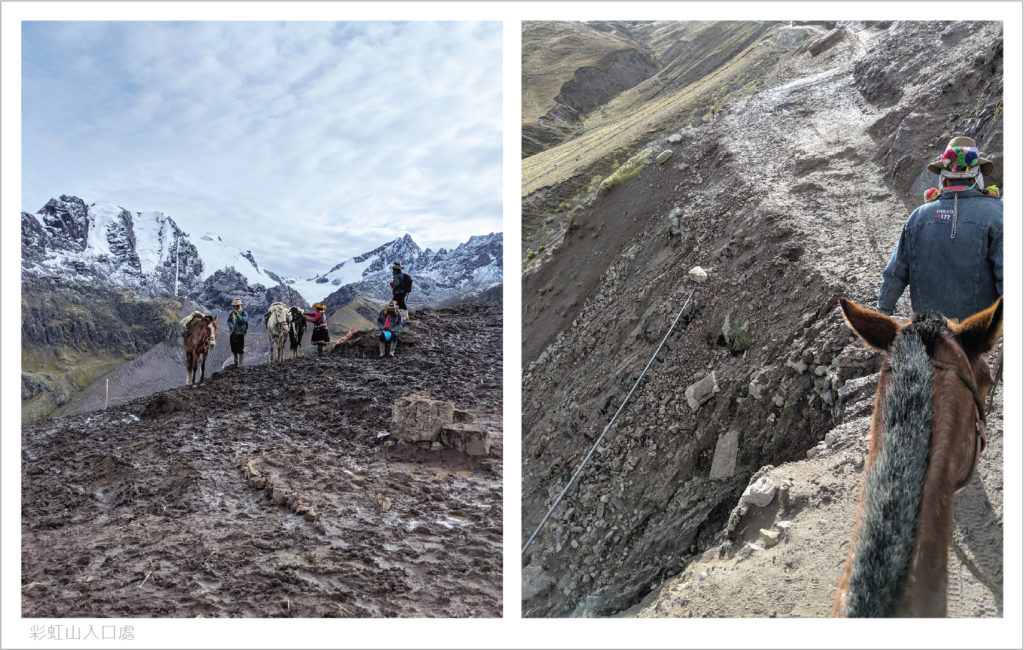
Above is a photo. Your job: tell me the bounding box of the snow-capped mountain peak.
[23,194,502,311]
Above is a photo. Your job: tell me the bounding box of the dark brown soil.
[21,304,502,618]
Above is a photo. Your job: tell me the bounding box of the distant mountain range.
[22,194,502,310]
[20,194,502,423]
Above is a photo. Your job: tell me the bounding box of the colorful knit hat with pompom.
[922,136,998,206]
[927,136,993,176]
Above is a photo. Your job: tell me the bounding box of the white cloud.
[22,20,502,280]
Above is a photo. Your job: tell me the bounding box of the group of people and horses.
[180,260,416,386]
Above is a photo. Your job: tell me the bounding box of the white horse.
[264,302,290,363]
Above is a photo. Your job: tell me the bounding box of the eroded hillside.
[521,21,1003,617]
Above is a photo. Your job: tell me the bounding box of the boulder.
[759,528,781,548]
[685,371,719,411]
[657,149,674,164]
[808,27,845,56]
[439,423,492,456]
[391,392,455,443]
[522,565,555,601]
[709,430,739,479]
[741,475,776,507]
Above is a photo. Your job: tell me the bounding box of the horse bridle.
[931,358,987,491]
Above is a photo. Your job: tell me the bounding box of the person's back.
[878,188,1002,321]
[877,136,1002,321]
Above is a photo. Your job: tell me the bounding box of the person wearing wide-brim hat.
[877,136,1002,322]
[376,300,403,358]
[227,297,248,366]
[304,303,331,356]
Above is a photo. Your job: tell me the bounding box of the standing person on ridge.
[876,136,1002,322]
[389,261,412,321]
[227,297,248,366]
[305,303,331,356]
[376,300,403,358]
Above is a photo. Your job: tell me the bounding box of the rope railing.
[522,268,708,556]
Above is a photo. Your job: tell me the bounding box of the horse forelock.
[847,322,936,617]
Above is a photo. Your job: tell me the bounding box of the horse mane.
[846,312,947,617]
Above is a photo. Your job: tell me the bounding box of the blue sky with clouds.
[22,21,502,279]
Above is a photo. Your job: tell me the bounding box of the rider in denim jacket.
[877,136,1002,322]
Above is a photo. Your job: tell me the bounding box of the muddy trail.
[22,304,503,618]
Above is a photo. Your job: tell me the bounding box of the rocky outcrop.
[37,195,90,252]
[196,268,266,312]
[547,49,660,124]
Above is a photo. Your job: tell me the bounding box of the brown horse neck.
[898,351,983,617]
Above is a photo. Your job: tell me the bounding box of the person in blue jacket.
[877,136,1002,322]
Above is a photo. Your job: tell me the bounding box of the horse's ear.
[839,297,900,351]
[954,297,1002,357]
[212,314,218,323]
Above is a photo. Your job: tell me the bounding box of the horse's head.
[840,297,1002,488]
[208,314,218,347]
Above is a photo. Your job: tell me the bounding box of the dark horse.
[184,314,218,388]
[287,306,306,358]
[833,297,1002,617]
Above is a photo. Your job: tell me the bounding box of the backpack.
[401,272,413,294]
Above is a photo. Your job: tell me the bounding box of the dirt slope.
[521,21,1002,618]
[22,304,502,618]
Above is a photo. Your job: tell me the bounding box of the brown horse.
[832,297,1001,617]
[184,314,218,387]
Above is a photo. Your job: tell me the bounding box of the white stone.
[688,266,708,283]
[741,476,776,507]
[759,528,781,548]
[748,380,763,401]
[657,149,674,164]
[667,133,683,144]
